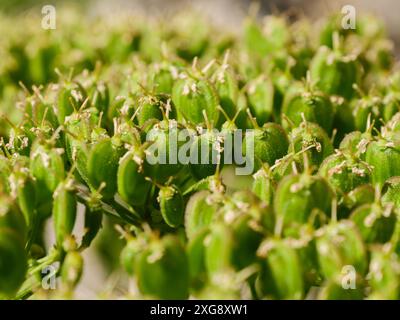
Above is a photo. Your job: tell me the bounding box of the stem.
[246,108,260,129]
[75,184,129,224]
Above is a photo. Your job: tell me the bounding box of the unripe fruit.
[117,151,151,207]
[61,251,84,289]
[87,137,123,200]
[381,176,400,209]
[367,248,400,300]
[289,122,333,169]
[365,138,400,187]
[246,76,274,125]
[189,129,222,180]
[310,46,361,100]
[57,82,87,124]
[0,229,27,298]
[243,122,289,172]
[30,142,65,206]
[252,167,275,206]
[258,239,304,300]
[319,152,371,195]
[318,279,365,300]
[315,220,367,279]
[274,174,333,234]
[282,86,334,133]
[185,191,218,240]
[187,228,209,286]
[172,77,219,126]
[0,194,27,242]
[144,120,183,183]
[351,203,396,244]
[136,95,164,127]
[53,179,77,247]
[136,235,189,299]
[158,185,184,228]
[351,95,384,132]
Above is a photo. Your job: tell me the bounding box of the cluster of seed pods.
[0,11,400,300]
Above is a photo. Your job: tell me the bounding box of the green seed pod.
[136,95,164,127]
[230,214,264,270]
[173,17,209,61]
[382,176,400,209]
[10,169,36,228]
[244,16,289,56]
[185,191,218,240]
[274,174,333,235]
[367,247,400,300]
[120,237,144,277]
[4,126,31,157]
[341,184,375,216]
[365,138,400,187]
[350,203,396,244]
[310,45,361,100]
[28,42,58,85]
[332,97,356,144]
[243,18,270,56]
[211,59,239,126]
[243,122,289,172]
[0,229,28,298]
[158,185,184,228]
[382,92,400,123]
[207,195,266,272]
[315,220,368,279]
[22,89,58,128]
[204,222,234,275]
[252,166,276,205]
[282,85,334,133]
[53,179,77,247]
[317,279,365,300]
[0,194,27,242]
[89,81,110,115]
[30,142,65,205]
[318,15,347,48]
[319,152,371,195]
[136,235,189,299]
[246,76,274,125]
[189,129,222,180]
[117,150,151,207]
[230,190,275,234]
[148,62,176,94]
[172,76,219,126]
[107,96,134,124]
[257,239,304,300]
[356,14,386,40]
[61,251,84,289]
[87,137,122,200]
[289,121,334,169]
[187,228,209,287]
[339,131,366,158]
[56,82,87,124]
[0,156,11,194]
[144,120,183,183]
[386,112,400,133]
[351,95,384,132]
[64,110,100,187]
[271,69,299,122]
[294,235,322,290]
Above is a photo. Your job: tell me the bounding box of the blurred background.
[1,0,399,299]
[2,0,400,51]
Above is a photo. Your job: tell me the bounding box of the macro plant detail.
[1,5,400,301]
